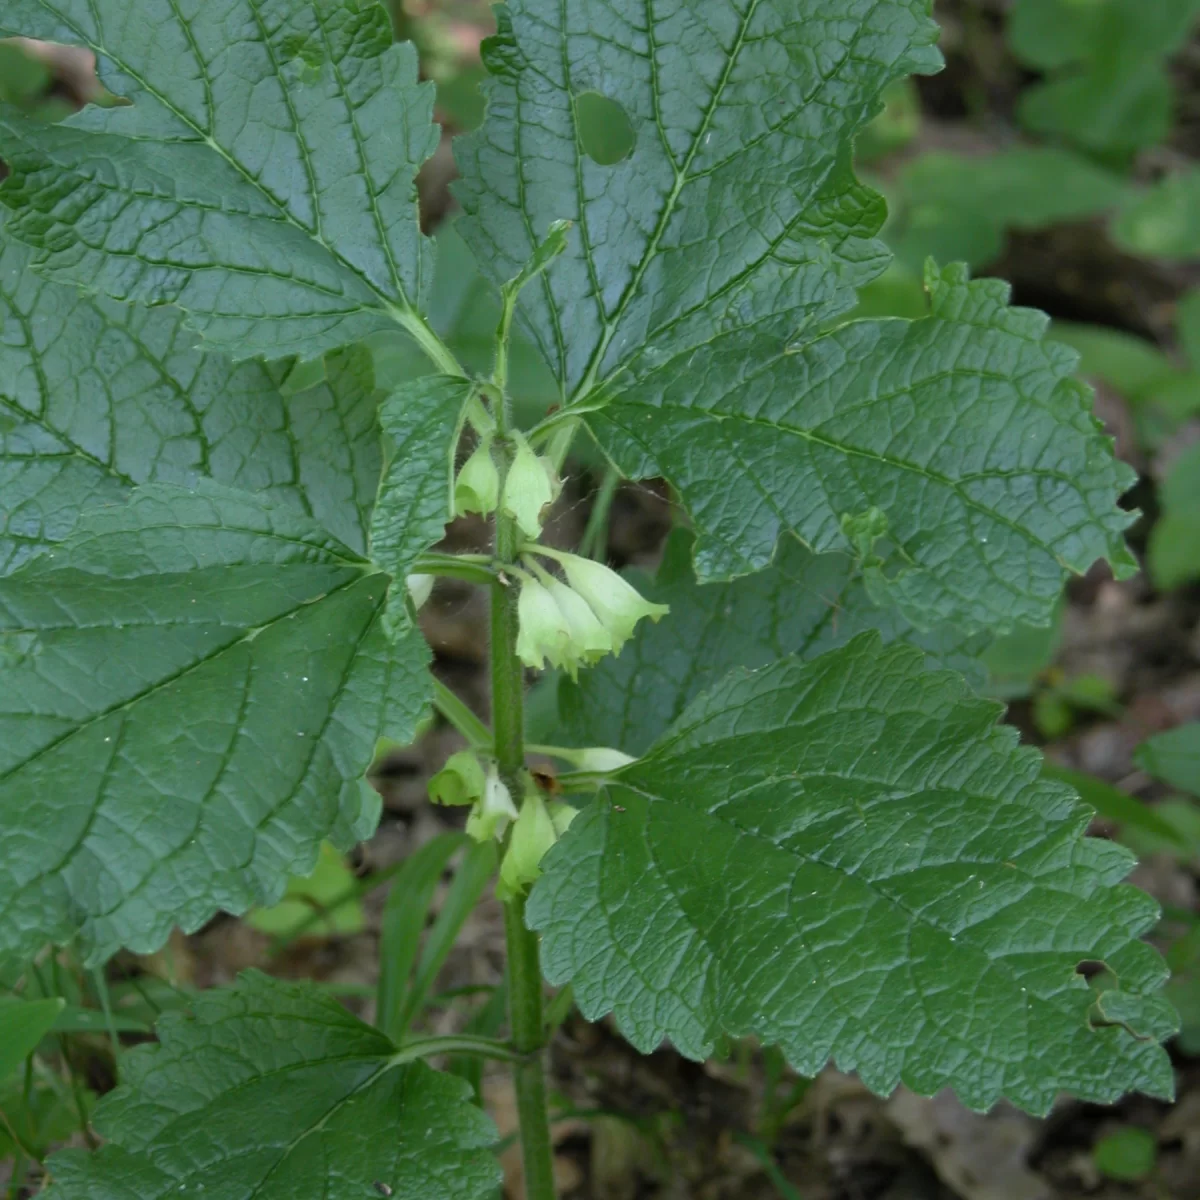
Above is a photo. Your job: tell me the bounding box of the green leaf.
[457,0,939,398]
[1009,0,1200,157]
[980,600,1064,701]
[0,232,383,573]
[1040,763,1190,850]
[45,972,499,1199]
[0,995,65,1081]
[1113,169,1200,260]
[371,375,468,626]
[0,0,442,363]
[246,842,365,938]
[556,529,988,757]
[1149,443,1200,590]
[1093,1127,1157,1182]
[529,634,1176,1115]
[0,482,430,965]
[0,40,51,105]
[1177,289,1200,369]
[1048,322,1176,399]
[0,1074,93,1160]
[367,222,565,433]
[888,148,1128,273]
[457,4,1137,630]
[1135,723,1200,798]
[590,264,1137,631]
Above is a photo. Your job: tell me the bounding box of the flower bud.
[428,749,486,807]
[406,573,435,610]
[465,764,519,843]
[555,553,669,653]
[455,437,500,517]
[516,577,572,671]
[497,791,558,899]
[564,747,635,773]
[501,432,560,539]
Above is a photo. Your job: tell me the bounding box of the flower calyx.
[501,431,561,539]
[464,762,520,843]
[497,785,579,900]
[428,749,487,808]
[455,435,501,518]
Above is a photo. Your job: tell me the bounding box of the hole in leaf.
[0,36,127,113]
[575,91,635,165]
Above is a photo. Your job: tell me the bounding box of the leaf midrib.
[20,0,419,324]
[0,571,371,788]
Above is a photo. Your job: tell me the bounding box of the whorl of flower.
[536,549,669,654]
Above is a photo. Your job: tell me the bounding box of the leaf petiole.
[411,552,499,586]
[431,678,493,750]
[388,1034,526,1067]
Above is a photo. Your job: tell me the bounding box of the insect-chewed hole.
[1,36,120,110]
[574,91,635,165]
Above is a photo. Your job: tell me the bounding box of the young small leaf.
[1135,723,1200,798]
[0,995,65,1081]
[370,375,469,627]
[529,634,1176,1115]
[556,529,988,757]
[45,972,499,1199]
[0,233,383,573]
[0,483,430,965]
[0,0,442,362]
[1113,169,1200,261]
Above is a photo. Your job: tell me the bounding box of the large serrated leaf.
[557,529,989,757]
[528,634,1177,1115]
[455,2,1137,632]
[456,0,940,397]
[0,0,441,362]
[45,972,499,1199]
[590,266,1137,629]
[0,233,382,573]
[0,483,432,965]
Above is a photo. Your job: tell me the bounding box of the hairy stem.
[491,480,557,1197]
[503,895,556,1199]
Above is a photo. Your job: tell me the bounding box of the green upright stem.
[503,895,556,1198]
[491,478,557,1198]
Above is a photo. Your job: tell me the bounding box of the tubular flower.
[428,749,486,808]
[454,436,500,517]
[515,576,573,671]
[540,576,612,677]
[501,431,560,539]
[552,551,669,653]
[465,764,519,843]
